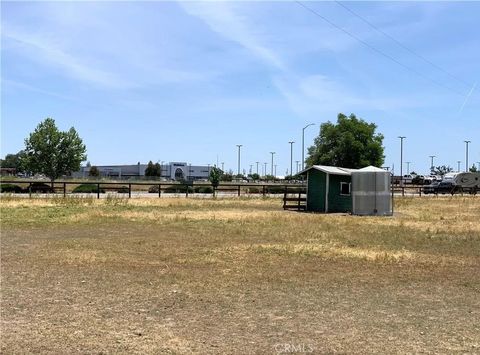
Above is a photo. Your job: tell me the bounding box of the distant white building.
[73,162,212,181]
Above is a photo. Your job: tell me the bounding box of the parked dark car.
[436,181,457,195]
[423,181,440,194]
[423,181,457,195]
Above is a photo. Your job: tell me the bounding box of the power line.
[295,1,464,96]
[334,1,471,88]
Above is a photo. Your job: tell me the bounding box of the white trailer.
[453,172,480,194]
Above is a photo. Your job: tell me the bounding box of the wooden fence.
[0,180,306,199]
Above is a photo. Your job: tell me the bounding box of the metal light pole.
[457,161,461,172]
[405,161,411,174]
[236,144,242,176]
[249,164,253,175]
[288,141,295,177]
[398,136,406,190]
[464,140,471,172]
[270,152,275,177]
[429,155,436,173]
[295,160,300,174]
[221,162,224,171]
[302,123,315,171]
[274,164,277,177]
[256,161,259,175]
[264,162,267,177]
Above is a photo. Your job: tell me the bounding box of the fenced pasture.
[1,195,479,353]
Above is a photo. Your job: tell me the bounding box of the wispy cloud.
[4,28,136,89]
[179,2,287,72]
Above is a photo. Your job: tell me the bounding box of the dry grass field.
[1,195,479,354]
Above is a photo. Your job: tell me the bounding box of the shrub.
[29,183,53,193]
[247,187,261,194]
[163,185,193,193]
[148,185,160,193]
[72,184,105,193]
[194,186,213,193]
[116,186,129,193]
[0,184,23,193]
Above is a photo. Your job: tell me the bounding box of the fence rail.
[0,180,306,199]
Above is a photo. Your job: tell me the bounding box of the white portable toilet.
[351,166,392,216]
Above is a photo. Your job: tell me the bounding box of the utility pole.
[302,123,315,171]
[464,140,471,172]
[429,155,436,173]
[288,141,295,177]
[236,144,242,176]
[398,136,406,190]
[270,152,275,177]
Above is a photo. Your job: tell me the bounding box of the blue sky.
[1,1,479,175]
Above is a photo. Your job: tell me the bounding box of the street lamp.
[236,144,242,176]
[288,141,295,177]
[405,161,411,174]
[429,155,436,172]
[302,123,315,171]
[398,136,406,186]
[270,152,276,177]
[464,140,471,172]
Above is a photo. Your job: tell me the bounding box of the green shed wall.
[306,170,326,212]
[328,174,352,213]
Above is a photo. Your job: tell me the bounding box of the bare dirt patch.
[1,196,479,353]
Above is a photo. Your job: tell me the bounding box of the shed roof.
[299,165,358,176]
[355,166,387,173]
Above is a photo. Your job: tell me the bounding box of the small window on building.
[340,182,351,196]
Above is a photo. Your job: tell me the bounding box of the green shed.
[301,165,358,213]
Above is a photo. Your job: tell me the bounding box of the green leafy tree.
[249,173,260,181]
[221,173,233,182]
[469,165,478,172]
[432,165,453,176]
[306,113,384,168]
[22,118,86,183]
[209,167,222,194]
[0,150,26,172]
[89,166,100,177]
[145,161,161,177]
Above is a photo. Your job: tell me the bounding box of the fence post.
[186,184,189,198]
[237,185,241,197]
[128,183,131,198]
[63,182,66,198]
[97,183,100,199]
[158,184,161,198]
[298,190,301,210]
[262,185,266,197]
[29,183,32,198]
[283,186,287,209]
